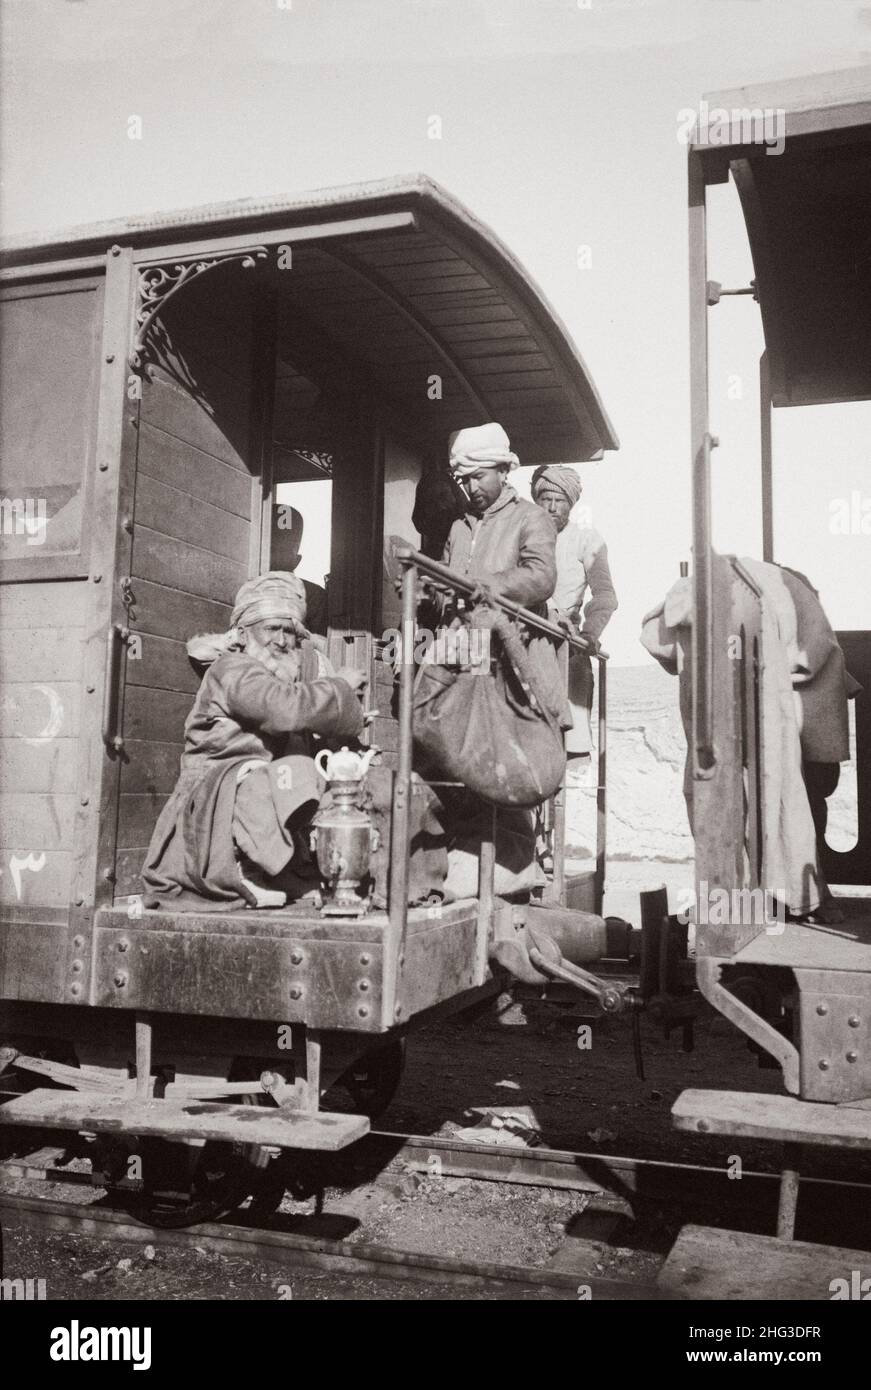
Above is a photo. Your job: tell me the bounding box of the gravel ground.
[2,997,869,1301]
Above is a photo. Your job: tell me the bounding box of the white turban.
[449,422,519,478]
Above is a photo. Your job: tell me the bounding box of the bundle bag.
[412,608,565,807]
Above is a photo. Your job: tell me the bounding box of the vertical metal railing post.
[594,654,607,916]
[760,349,774,563]
[382,561,416,1030]
[476,805,496,981]
[689,148,716,778]
[551,639,569,905]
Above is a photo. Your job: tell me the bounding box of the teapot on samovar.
[310,746,380,915]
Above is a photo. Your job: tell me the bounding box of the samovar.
[311,746,380,915]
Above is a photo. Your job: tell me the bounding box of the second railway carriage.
[0,177,617,1221]
[671,70,871,1240]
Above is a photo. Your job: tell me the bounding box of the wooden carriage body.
[0,179,616,1147]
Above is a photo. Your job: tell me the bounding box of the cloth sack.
[412,609,566,807]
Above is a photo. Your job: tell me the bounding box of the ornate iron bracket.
[129,248,269,378]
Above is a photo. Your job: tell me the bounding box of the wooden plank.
[125,631,201,695]
[355,245,462,268]
[485,387,567,407]
[673,1089,871,1148]
[122,686,194,745]
[0,738,78,794]
[0,849,72,907]
[134,472,250,564]
[0,682,81,739]
[137,422,252,518]
[0,1090,369,1151]
[0,626,84,682]
[117,792,169,850]
[466,354,551,375]
[131,525,246,605]
[453,338,541,360]
[140,371,251,474]
[0,793,76,850]
[378,260,478,283]
[658,1224,871,1301]
[119,740,181,797]
[404,274,491,298]
[427,305,517,327]
[0,579,88,628]
[127,578,230,643]
[441,320,532,343]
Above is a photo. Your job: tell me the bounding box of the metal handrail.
[393,546,610,660]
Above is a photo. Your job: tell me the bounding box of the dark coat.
[442,486,568,726]
[142,645,362,910]
[442,484,557,607]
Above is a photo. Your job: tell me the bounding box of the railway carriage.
[0,177,617,1221]
[671,69,871,1243]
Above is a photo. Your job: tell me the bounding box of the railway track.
[3,1132,871,1299]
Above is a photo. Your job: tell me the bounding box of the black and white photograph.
[0,0,870,1344]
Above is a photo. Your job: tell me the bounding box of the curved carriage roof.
[697,68,871,408]
[0,175,617,463]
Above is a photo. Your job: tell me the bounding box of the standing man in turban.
[531,465,618,776]
[433,423,568,895]
[142,572,366,911]
[444,422,557,609]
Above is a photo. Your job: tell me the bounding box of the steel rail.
[5,1132,871,1212]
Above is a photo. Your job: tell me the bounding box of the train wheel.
[118,1064,278,1229]
[326,1038,407,1120]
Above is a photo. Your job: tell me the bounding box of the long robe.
[549,524,618,754]
[142,646,363,911]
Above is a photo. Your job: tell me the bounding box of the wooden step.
[0,1089,368,1151]
[673,1088,871,1148]
[658,1224,871,1300]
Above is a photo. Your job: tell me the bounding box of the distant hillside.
[565,663,858,865]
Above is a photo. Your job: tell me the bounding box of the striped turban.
[187,572,308,666]
[531,465,583,508]
[231,571,307,628]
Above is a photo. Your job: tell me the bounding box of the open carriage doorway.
[110,259,382,904]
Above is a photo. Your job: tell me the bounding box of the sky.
[2,0,869,663]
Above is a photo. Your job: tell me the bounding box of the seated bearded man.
[142,572,365,911]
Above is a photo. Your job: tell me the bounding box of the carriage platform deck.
[729,897,871,973]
